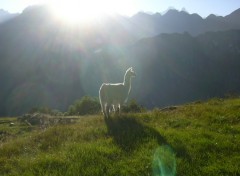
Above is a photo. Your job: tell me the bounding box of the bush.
[67,96,101,115]
[122,99,145,113]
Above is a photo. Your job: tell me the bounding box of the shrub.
[122,99,145,113]
[67,96,101,115]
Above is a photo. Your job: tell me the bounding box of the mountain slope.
[0,6,136,115]
[0,9,18,23]
[0,6,240,115]
[128,30,240,108]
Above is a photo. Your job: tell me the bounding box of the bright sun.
[48,0,134,23]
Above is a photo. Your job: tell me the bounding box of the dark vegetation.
[67,96,144,116]
[0,98,239,175]
[67,96,101,115]
[22,96,144,117]
[121,99,145,113]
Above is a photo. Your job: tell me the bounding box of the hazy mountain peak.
[190,13,202,19]
[154,12,161,16]
[228,8,240,16]
[22,4,51,15]
[207,14,217,19]
[132,11,152,18]
[224,8,240,26]
[163,8,191,18]
[0,9,9,15]
[165,9,180,15]
[181,7,188,13]
[0,9,18,23]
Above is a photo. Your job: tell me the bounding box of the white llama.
[99,67,136,117]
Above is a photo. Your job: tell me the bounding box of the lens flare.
[152,145,176,176]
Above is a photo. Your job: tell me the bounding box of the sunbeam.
[48,0,135,23]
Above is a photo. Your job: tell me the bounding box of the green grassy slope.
[0,98,240,175]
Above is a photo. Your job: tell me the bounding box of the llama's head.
[126,67,136,78]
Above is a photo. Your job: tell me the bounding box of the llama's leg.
[99,92,106,117]
[113,104,117,114]
[100,102,105,115]
[102,103,107,117]
[118,104,121,115]
[111,105,115,113]
[106,104,110,118]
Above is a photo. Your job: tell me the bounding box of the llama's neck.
[123,74,132,95]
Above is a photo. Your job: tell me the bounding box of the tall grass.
[0,98,239,175]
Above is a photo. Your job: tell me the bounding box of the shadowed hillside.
[0,5,240,115]
[129,30,240,108]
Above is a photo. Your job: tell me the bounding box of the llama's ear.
[130,67,133,71]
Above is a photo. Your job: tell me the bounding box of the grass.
[0,98,240,175]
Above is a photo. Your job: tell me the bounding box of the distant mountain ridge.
[0,9,18,23]
[129,8,240,37]
[1,6,240,37]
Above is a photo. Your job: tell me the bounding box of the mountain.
[0,5,240,115]
[0,9,18,23]
[0,5,137,115]
[224,8,240,27]
[130,8,240,37]
[128,30,240,107]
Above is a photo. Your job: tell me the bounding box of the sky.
[0,0,240,18]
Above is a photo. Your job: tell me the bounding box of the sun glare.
[48,0,134,23]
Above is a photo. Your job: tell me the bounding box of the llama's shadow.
[104,115,167,152]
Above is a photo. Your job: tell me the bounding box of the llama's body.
[100,83,128,106]
[99,67,136,117]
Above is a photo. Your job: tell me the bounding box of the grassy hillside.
[0,98,240,175]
